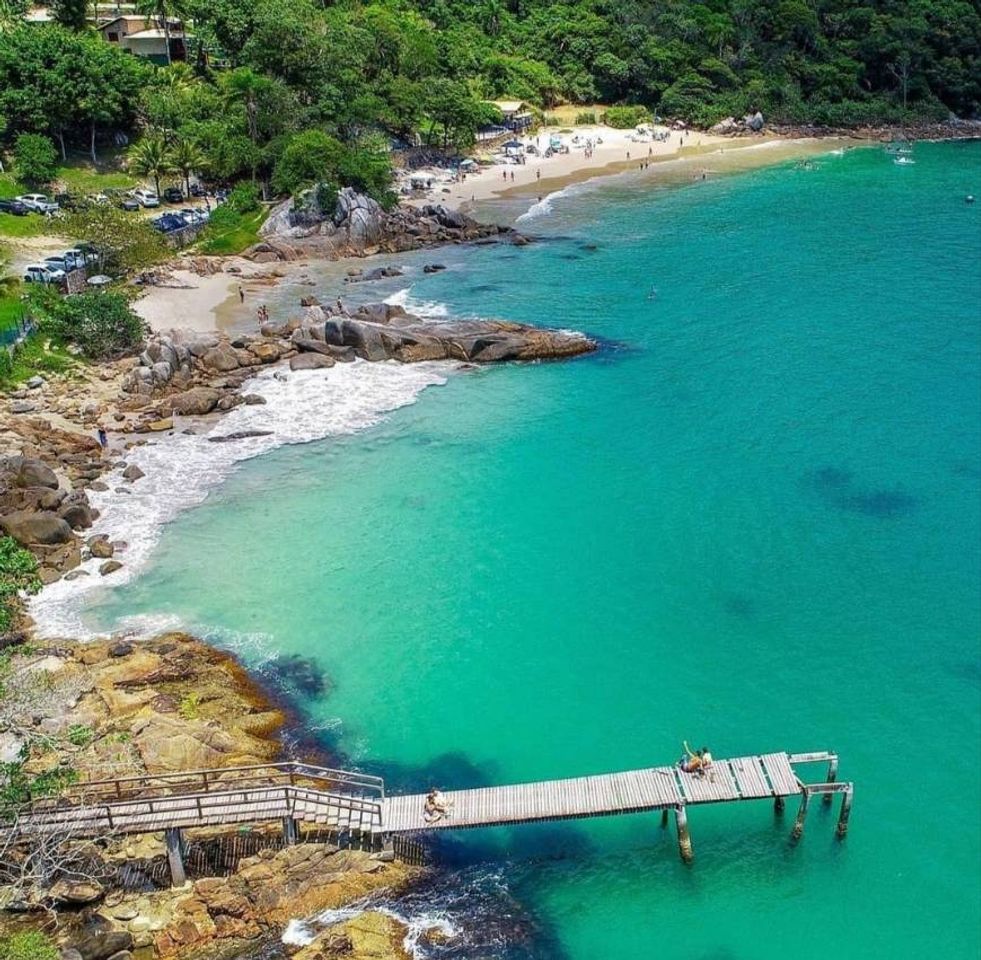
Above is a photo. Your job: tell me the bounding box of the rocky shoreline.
[0,240,596,956]
[251,187,524,263]
[1,297,594,590]
[0,633,424,959]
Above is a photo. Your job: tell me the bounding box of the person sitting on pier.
[423,787,452,823]
[679,741,708,777]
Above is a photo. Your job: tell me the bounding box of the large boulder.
[0,510,73,545]
[161,387,223,416]
[200,343,243,372]
[290,354,334,371]
[1,456,58,489]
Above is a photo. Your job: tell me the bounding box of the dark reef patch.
[723,594,756,620]
[804,466,918,518]
[262,654,331,698]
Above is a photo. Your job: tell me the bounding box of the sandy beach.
[425,125,728,208]
[133,129,853,336]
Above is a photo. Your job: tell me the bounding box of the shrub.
[603,105,650,128]
[13,134,58,186]
[0,931,59,960]
[178,692,201,720]
[36,290,145,360]
[576,111,597,124]
[272,129,394,206]
[227,182,260,214]
[67,724,94,747]
[0,535,40,635]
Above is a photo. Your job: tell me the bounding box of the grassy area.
[0,285,26,335]
[197,208,268,256]
[0,331,76,389]
[56,165,137,194]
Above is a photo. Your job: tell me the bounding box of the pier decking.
[380,752,805,833]
[4,752,852,883]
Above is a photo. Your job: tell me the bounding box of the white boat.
[894,155,915,165]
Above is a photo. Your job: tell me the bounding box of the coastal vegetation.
[28,288,145,360]
[0,0,975,219]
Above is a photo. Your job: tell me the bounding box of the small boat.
[894,155,915,166]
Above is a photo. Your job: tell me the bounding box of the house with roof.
[100,14,187,64]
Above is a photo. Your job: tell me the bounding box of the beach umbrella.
[502,139,523,149]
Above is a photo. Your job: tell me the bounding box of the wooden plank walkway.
[5,752,852,877]
[380,752,803,833]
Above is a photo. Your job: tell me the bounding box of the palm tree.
[128,134,174,197]
[134,0,186,65]
[168,137,206,197]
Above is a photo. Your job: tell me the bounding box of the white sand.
[411,125,728,210]
[132,269,239,335]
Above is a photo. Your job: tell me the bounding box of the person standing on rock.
[97,427,108,450]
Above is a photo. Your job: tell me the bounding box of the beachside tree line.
[0,0,978,204]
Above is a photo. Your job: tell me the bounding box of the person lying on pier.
[423,787,452,823]
[679,742,714,780]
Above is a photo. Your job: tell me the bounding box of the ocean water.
[64,142,980,958]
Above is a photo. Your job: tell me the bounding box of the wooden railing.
[27,761,384,811]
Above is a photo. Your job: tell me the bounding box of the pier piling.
[836,786,853,838]
[791,790,810,841]
[823,756,838,806]
[774,796,785,815]
[661,808,669,828]
[165,827,186,887]
[674,805,693,864]
[282,816,299,846]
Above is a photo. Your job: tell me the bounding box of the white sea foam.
[514,180,591,222]
[285,903,458,959]
[384,286,449,318]
[31,360,452,640]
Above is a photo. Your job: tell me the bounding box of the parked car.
[132,189,160,208]
[23,263,65,283]
[151,213,186,232]
[116,193,140,211]
[54,192,83,211]
[91,193,111,205]
[178,208,206,225]
[0,198,29,216]
[44,256,73,274]
[189,183,207,197]
[75,242,101,263]
[163,187,184,203]
[16,194,60,214]
[65,246,99,267]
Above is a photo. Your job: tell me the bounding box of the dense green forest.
[0,0,978,199]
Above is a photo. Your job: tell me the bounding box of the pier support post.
[791,790,810,841]
[165,827,186,887]
[660,808,669,829]
[836,786,853,838]
[823,756,838,806]
[674,805,693,864]
[774,796,785,815]
[282,816,299,846]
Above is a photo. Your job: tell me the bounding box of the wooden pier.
[4,752,852,883]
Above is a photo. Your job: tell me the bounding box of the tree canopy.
[0,0,977,201]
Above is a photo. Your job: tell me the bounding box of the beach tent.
[502,140,524,155]
[459,158,477,170]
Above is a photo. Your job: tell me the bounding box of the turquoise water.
[85,143,980,957]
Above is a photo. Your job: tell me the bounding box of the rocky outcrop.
[289,301,595,364]
[294,911,413,960]
[709,111,765,135]
[257,187,516,259]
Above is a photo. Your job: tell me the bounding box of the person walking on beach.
[238,285,245,303]
[536,169,541,180]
